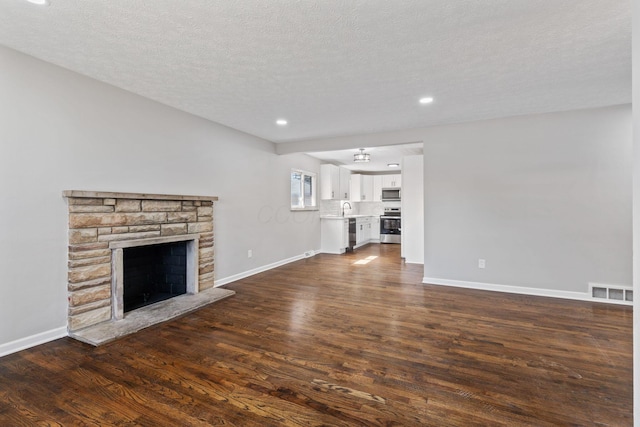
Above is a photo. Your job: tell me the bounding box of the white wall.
[401,155,424,263]
[282,105,632,296]
[0,46,320,350]
[631,0,639,421]
[422,106,631,293]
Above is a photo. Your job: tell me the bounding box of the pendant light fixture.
[354,148,371,163]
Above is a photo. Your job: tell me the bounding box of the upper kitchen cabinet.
[382,174,402,188]
[351,174,374,201]
[372,175,383,202]
[320,164,351,200]
[339,167,351,200]
[361,175,373,201]
[320,164,339,200]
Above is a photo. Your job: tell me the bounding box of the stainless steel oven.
[380,207,401,244]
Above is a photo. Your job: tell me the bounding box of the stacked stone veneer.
[64,191,217,332]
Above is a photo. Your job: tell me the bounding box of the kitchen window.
[291,169,317,210]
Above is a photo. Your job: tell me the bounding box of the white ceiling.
[0,1,631,145]
[308,143,423,173]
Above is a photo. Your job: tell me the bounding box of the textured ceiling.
[0,0,631,144]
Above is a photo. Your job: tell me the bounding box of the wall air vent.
[589,283,632,305]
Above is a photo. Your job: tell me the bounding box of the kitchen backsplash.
[320,200,356,216]
[356,202,385,216]
[320,200,385,217]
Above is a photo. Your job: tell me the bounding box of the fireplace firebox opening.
[110,234,200,321]
[123,241,188,312]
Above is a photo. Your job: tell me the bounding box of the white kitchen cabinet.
[350,174,362,202]
[363,217,369,241]
[371,217,380,241]
[320,164,339,200]
[355,216,373,248]
[372,175,383,202]
[382,174,401,188]
[322,215,378,253]
[320,217,349,254]
[339,167,351,200]
[321,165,351,200]
[350,174,374,202]
[364,216,378,243]
[361,175,374,201]
[343,218,349,248]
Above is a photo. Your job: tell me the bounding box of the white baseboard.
[319,249,345,255]
[215,250,318,287]
[0,326,67,358]
[422,277,596,303]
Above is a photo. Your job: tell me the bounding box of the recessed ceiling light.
[26,0,49,5]
[387,163,400,168]
[276,119,287,126]
[419,97,434,104]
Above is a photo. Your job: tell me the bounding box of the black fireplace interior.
[123,241,187,313]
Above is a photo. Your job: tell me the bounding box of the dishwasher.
[347,218,357,251]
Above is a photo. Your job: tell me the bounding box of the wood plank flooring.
[0,244,632,426]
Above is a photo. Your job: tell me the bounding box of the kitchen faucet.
[341,201,352,217]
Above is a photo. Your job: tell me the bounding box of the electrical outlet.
[248,249,252,258]
[478,259,486,269]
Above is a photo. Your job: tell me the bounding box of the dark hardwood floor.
[0,244,632,426]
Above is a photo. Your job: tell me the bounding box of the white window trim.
[291,168,318,211]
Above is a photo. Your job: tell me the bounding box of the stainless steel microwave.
[381,188,401,201]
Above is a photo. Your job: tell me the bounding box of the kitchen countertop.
[320,215,378,220]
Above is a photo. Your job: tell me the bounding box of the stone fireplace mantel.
[63,190,230,344]
[63,190,218,202]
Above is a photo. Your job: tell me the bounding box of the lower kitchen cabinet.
[320,217,349,254]
[372,217,380,242]
[355,216,378,248]
[355,217,367,247]
[321,216,380,254]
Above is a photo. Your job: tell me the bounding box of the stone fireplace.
[63,191,221,337]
